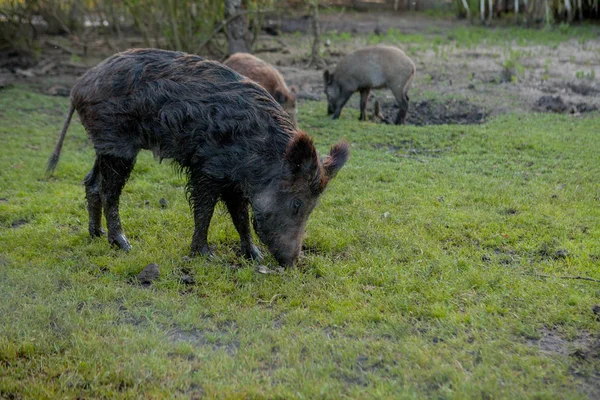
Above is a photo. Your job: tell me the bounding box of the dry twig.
[533,273,600,283]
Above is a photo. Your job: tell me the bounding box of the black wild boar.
[46,48,349,267]
[323,45,416,124]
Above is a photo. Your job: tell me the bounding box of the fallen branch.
[257,293,284,305]
[45,39,82,56]
[533,273,600,283]
[60,61,89,69]
[37,60,57,75]
[254,46,286,53]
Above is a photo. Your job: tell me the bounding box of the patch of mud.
[535,95,599,114]
[528,327,595,357]
[168,328,239,355]
[371,140,448,160]
[372,140,415,153]
[376,98,487,126]
[10,218,29,228]
[527,327,600,399]
[564,82,600,97]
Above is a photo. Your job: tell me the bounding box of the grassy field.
[1,86,599,399]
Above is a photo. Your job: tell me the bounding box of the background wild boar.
[323,45,416,125]
[224,52,298,127]
[46,48,349,267]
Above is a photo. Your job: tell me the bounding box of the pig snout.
[252,215,304,267]
[271,230,303,267]
[272,241,301,267]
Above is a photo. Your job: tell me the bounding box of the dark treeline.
[1,0,598,57]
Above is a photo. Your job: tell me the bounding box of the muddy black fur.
[47,48,349,266]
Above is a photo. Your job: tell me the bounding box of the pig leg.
[189,176,218,257]
[223,189,262,261]
[394,92,409,125]
[331,89,354,120]
[98,154,136,251]
[359,88,370,121]
[84,158,104,237]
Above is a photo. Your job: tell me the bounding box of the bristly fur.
[67,48,296,199]
[46,48,348,265]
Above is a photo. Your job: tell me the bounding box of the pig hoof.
[89,227,105,237]
[190,245,213,258]
[109,233,132,251]
[243,245,263,261]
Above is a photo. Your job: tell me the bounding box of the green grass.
[1,87,600,398]
[325,23,600,51]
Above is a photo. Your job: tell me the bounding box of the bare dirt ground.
[268,13,600,124]
[1,12,599,125]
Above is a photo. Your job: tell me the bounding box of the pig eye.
[292,199,303,215]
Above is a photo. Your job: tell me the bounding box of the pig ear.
[285,133,321,190]
[273,90,286,105]
[322,140,350,181]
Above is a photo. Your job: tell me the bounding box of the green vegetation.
[576,70,596,80]
[328,24,599,50]
[1,87,599,398]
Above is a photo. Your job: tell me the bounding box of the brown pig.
[224,52,298,127]
[323,45,416,125]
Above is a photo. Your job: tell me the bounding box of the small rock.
[592,305,600,320]
[159,197,168,208]
[555,249,569,259]
[138,263,160,286]
[382,212,390,219]
[47,85,70,97]
[257,265,274,274]
[256,265,283,274]
[468,83,475,89]
[180,274,195,285]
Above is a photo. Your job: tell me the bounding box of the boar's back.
[71,49,296,167]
